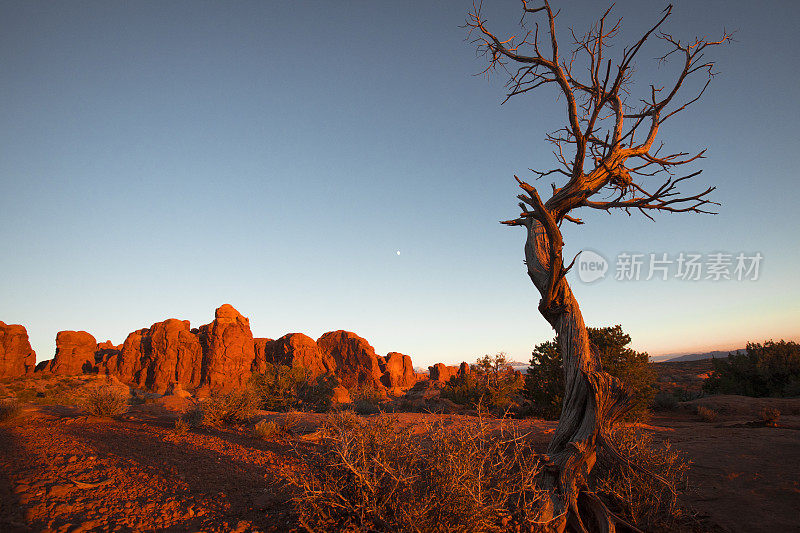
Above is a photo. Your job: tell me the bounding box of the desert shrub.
[290,412,549,532]
[524,325,656,421]
[251,364,337,411]
[300,374,338,411]
[173,416,190,435]
[253,419,280,439]
[84,386,128,418]
[593,426,690,531]
[348,383,384,403]
[697,406,718,422]
[441,353,523,412]
[322,408,362,435]
[673,387,703,402]
[352,399,381,415]
[181,405,205,428]
[703,340,800,397]
[196,389,260,427]
[652,390,679,411]
[758,407,780,426]
[254,411,304,440]
[0,399,23,422]
[250,364,309,410]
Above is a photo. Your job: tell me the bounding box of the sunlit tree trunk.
[524,221,631,532]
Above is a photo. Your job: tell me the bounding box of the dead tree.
[466,2,731,531]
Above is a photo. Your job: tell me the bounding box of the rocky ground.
[1,377,800,533]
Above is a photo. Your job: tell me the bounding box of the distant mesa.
[651,349,745,363]
[8,304,433,397]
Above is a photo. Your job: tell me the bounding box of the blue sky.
[1,1,798,367]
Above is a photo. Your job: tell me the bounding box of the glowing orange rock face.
[0,321,36,378]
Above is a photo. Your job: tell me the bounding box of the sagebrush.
[84,386,128,417]
[291,412,549,532]
[697,406,718,422]
[186,389,260,427]
[250,364,337,411]
[593,426,691,531]
[291,413,692,532]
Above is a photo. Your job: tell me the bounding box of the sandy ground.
[1,399,799,532]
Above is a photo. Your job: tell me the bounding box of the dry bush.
[281,409,303,435]
[192,389,260,427]
[593,426,691,531]
[252,412,306,440]
[173,416,190,435]
[253,419,281,439]
[352,399,381,415]
[651,390,679,411]
[0,399,23,422]
[181,406,205,428]
[697,405,718,422]
[84,386,128,418]
[759,407,780,426]
[323,409,361,434]
[290,412,548,532]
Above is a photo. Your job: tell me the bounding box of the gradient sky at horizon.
[2,0,798,367]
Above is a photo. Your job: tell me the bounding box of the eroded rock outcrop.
[252,338,275,374]
[49,331,97,375]
[317,330,383,389]
[0,321,36,378]
[429,362,459,384]
[197,304,255,392]
[102,305,256,393]
[28,304,419,399]
[381,352,417,390]
[105,319,202,393]
[266,333,333,379]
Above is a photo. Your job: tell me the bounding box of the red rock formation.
[317,330,384,389]
[95,340,121,369]
[146,319,203,393]
[0,321,36,378]
[108,328,147,382]
[265,333,333,380]
[252,338,275,374]
[428,362,459,384]
[49,331,97,375]
[197,304,255,392]
[331,386,352,405]
[104,320,202,393]
[47,304,418,397]
[381,352,417,389]
[459,361,471,377]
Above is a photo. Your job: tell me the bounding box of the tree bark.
[524,220,632,532]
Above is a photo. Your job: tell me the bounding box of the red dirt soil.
[1,401,799,532]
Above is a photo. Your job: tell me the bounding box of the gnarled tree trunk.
[524,220,632,532]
